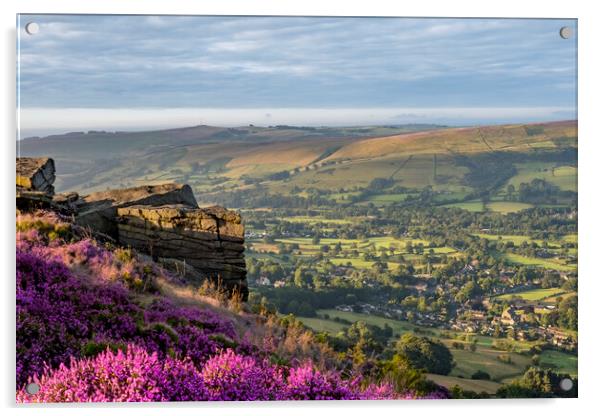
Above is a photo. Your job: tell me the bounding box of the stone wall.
[16,157,248,299]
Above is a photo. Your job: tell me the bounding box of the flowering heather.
[285,362,359,400]
[17,345,207,402]
[201,349,286,401]
[16,250,138,387]
[17,345,432,402]
[16,211,444,402]
[16,250,239,387]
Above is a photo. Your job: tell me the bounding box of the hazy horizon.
[18,15,577,138]
[19,108,576,139]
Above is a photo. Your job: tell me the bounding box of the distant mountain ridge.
[19,120,576,205]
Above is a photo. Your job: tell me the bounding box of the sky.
[17,15,577,137]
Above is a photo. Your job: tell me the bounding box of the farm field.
[473,233,562,247]
[441,200,484,212]
[281,216,354,225]
[539,350,578,376]
[503,253,576,271]
[273,236,434,251]
[425,374,502,395]
[495,288,567,301]
[485,201,534,213]
[506,163,577,192]
[444,201,534,214]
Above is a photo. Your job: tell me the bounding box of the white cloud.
[207,40,263,53]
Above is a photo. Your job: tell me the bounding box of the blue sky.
[17,15,577,135]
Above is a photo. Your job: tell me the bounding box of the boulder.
[16,157,56,195]
[74,184,198,238]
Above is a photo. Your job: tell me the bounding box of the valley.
[20,119,578,397]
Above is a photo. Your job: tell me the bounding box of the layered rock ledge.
[116,205,247,296]
[16,157,248,299]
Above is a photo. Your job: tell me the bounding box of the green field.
[503,253,576,271]
[495,288,567,301]
[539,350,578,376]
[486,201,534,213]
[444,200,533,214]
[474,233,563,248]
[366,193,411,203]
[507,163,577,192]
[281,216,353,225]
[442,200,485,212]
[474,233,535,245]
[425,374,502,394]
[331,258,402,271]
[275,236,436,252]
[563,234,578,244]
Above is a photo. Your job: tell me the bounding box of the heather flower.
[201,349,286,401]
[17,345,207,402]
[16,250,139,386]
[285,362,357,400]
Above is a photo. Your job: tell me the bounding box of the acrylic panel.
[16,15,577,402]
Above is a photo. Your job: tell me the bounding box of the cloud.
[17,15,577,125]
[207,40,263,53]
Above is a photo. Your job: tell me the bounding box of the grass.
[486,201,533,213]
[295,316,348,334]
[539,350,577,376]
[366,193,411,203]
[495,288,567,301]
[562,234,578,244]
[442,200,485,212]
[474,233,534,245]
[503,253,576,271]
[473,233,563,248]
[425,374,502,394]
[330,257,376,269]
[507,163,577,192]
[281,216,353,225]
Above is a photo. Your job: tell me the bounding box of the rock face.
[16,157,56,195]
[74,184,198,238]
[16,157,247,300]
[116,205,247,298]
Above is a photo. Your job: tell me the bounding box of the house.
[257,276,271,286]
[501,307,519,326]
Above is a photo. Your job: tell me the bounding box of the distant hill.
[18,123,446,194]
[19,121,576,210]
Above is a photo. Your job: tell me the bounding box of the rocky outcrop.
[74,184,198,238]
[16,157,56,195]
[116,205,247,298]
[16,157,247,299]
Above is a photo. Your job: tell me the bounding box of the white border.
[2,1,601,415]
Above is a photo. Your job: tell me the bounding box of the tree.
[293,267,312,288]
[471,370,490,380]
[395,333,453,375]
[496,367,577,398]
[507,184,516,200]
